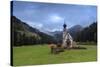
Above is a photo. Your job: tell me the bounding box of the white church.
[62,22,74,49]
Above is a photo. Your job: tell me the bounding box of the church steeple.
[62,19,73,49]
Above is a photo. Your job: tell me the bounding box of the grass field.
[13,43,97,66]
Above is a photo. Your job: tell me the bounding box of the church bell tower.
[62,21,67,48]
[62,20,73,48]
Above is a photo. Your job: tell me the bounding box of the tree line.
[75,22,97,42]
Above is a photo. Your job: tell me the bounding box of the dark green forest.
[75,22,97,42]
[11,16,97,46]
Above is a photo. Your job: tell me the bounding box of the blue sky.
[12,1,97,32]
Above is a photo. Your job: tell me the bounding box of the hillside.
[51,23,97,42]
[51,25,83,42]
[11,16,55,46]
[11,16,97,46]
[68,25,83,40]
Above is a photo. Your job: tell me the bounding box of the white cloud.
[49,14,63,23]
[51,28,62,32]
[24,21,43,29]
[45,28,62,32]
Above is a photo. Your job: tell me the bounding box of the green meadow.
[13,42,97,66]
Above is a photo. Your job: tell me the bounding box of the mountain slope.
[68,25,83,33]
[11,16,55,46]
[51,25,83,42]
[68,25,83,40]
